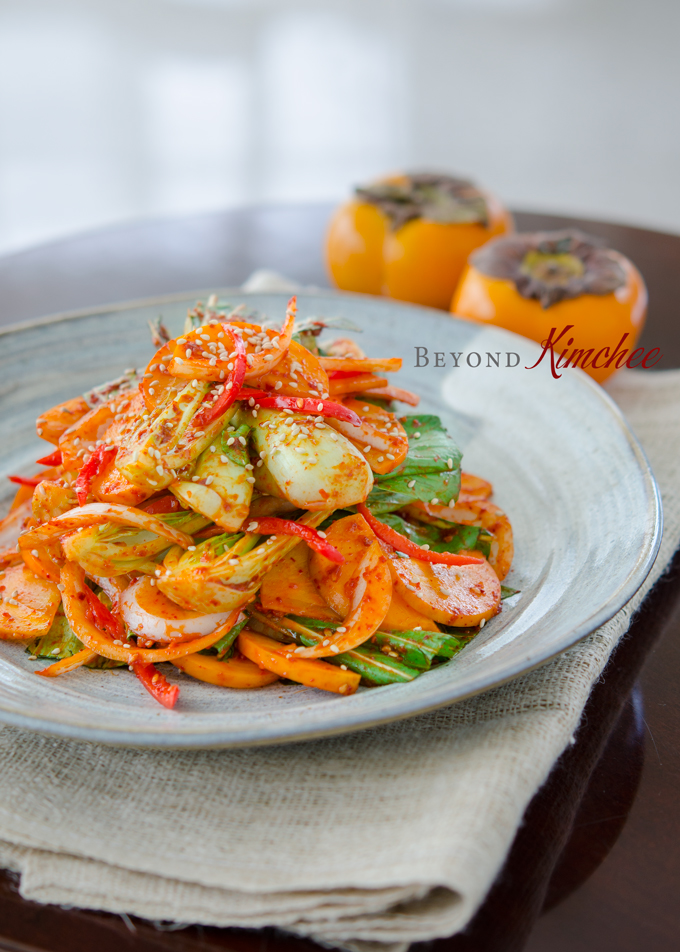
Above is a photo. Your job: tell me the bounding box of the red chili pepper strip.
[36,450,62,466]
[131,662,180,709]
[238,391,362,427]
[83,586,126,640]
[74,444,118,506]
[140,494,187,515]
[8,475,42,487]
[246,517,345,564]
[194,327,247,428]
[356,504,484,566]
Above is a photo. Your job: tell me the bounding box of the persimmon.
[327,172,513,309]
[451,230,648,384]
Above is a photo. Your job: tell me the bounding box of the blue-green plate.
[0,290,661,747]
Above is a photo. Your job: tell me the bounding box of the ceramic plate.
[0,290,661,747]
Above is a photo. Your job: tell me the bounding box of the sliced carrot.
[238,629,360,695]
[36,648,98,678]
[172,652,279,689]
[327,374,389,397]
[320,357,402,374]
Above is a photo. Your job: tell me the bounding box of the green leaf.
[366,414,462,514]
[208,616,249,660]
[292,330,320,355]
[371,629,453,670]
[501,585,520,600]
[221,423,251,466]
[27,615,82,661]
[27,614,124,668]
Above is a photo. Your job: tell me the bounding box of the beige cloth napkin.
[0,367,678,951]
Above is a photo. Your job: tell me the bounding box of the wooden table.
[0,206,678,952]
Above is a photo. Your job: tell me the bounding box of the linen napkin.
[0,330,678,948]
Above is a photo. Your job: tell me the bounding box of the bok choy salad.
[0,297,514,708]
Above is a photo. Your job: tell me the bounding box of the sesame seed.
[363,445,371,453]
[447,458,453,470]
[340,664,348,671]
[414,432,421,439]
[154,569,162,576]
[37,427,43,435]
[188,545,196,551]
[330,645,340,654]
[31,549,39,557]
[228,558,239,565]
[317,531,327,538]
[220,455,228,463]
[377,456,384,463]
[206,475,214,485]
[322,639,330,646]
[246,476,256,484]
[386,453,395,460]
[407,480,416,489]
[238,436,247,445]
[336,626,347,633]
[480,618,486,628]
[227,437,235,446]
[431,497,439,505]
[421,544,430,551]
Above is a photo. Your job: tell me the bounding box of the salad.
[0,297,513,708]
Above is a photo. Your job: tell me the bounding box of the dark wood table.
[0,206,678,952]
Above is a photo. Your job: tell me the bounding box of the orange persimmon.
[451,230,648,384]
[327,172,513,310]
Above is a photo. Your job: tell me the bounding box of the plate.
[0,290,661,747]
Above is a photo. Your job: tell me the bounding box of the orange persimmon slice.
[172,652,279,689]
[0,563,61,639]
[238,629,360,695]
[389,555,500,627]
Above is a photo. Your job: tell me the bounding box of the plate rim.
[0,288,664,747]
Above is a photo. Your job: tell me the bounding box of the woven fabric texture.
[0,368,678,951]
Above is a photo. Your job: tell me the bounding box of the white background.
[0,0,678,254]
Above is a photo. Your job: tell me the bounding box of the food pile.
[0,298,513,707]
